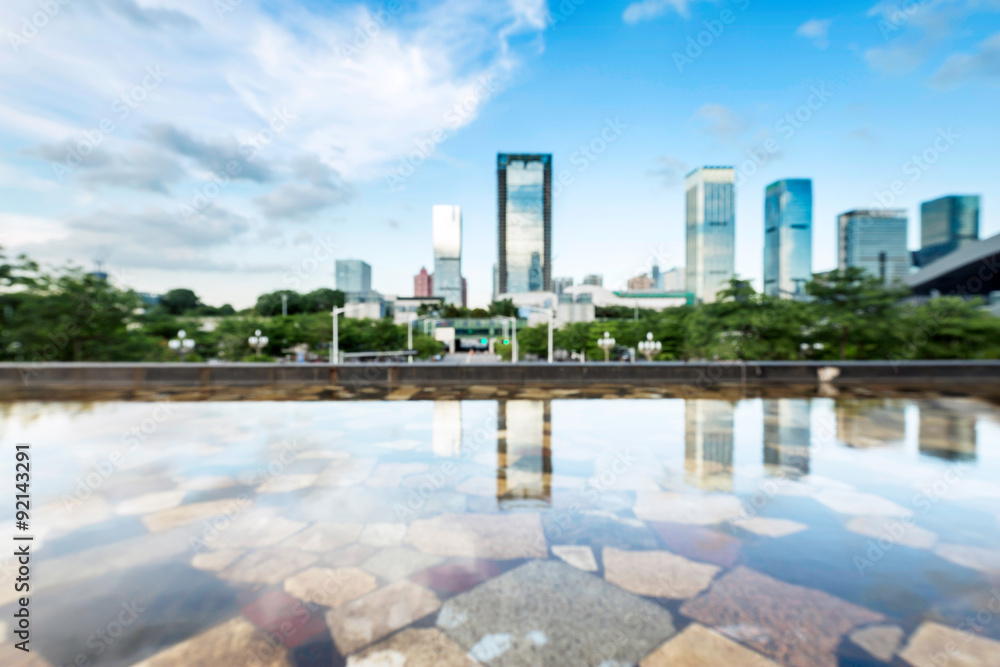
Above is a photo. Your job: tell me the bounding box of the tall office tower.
[461,277,467,308]
[763,399,811,475]
[684,400,734,492]
[651,264,662,289]
[837,209,909,284]
[552,277,574,295]
[763,179,813,298]
[497,400,552,506]
[915,195,980,267]
[498,154,552,294]
[432,205,463,306]
[414,267,433,297]
[685,167,736,304]
[582,274,603,287]
[335,259,372,295]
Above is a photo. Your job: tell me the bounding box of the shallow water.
[1,396,999,666]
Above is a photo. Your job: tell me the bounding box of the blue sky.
[1,0,998,307]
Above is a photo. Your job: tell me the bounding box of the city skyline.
[1,0,998,308]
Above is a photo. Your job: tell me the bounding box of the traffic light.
[503,339,510,345]
[480,338,488,345]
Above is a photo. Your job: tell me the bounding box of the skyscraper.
[685,167,735,304]
[582,274,603,287]
[335,259,371,295]
[432,205,463,306]
[764,179,813,298]
[915,195,980,267]
[553,277,574,295]
[414,267,432,297]
[684,400,734,492]
[837,209,909,284]
[498,154,551,294]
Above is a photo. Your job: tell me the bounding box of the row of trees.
[2,247,998,363]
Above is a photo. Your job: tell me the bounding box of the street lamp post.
[597,331,615,362]
[331,306,348,365]
[638,332,662,362]
[248,329,269,357]
[168,329,195,360]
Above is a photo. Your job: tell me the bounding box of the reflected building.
[684,400,734,491]
[497,154,552,294]
[497,400,552,507]
[433,205,464,306]
[686,167,736,304]
[763,179,812,298]
[763,399,811,475]
[836,400,906,448]
[918,404,977,461]
[432,401,462,457]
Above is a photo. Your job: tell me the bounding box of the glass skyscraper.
[432,205,463,306]
[335,259,371,295]
[837,209,909,284]
[763,179,812,298]
[498,154,551,294]
[915,195,980,267]
[685,167,735,304]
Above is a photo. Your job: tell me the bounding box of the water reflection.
[433,401,462,457]
[763,399,811,475]
[684,400,734,491]
[836,399,906,449]
[497,400,552,507]
[919,405,977,461]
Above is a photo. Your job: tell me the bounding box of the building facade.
[627,274,654,290]
[335,259,371,295]
[915,195,980,267]
[498,154,552,294]
[552,277,574,295]
[582,274,603,287]
[763,179,813,298]
[837,209,909,284]
[414,267,433,297]
[686,167,736,304]
[432,205,463,306]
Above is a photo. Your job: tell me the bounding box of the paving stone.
[680,566,885,667]
[898,621,1000,667]
[737,517,808,538]
[346,628,478,666]
[406,513,547,559]
[640,623,780,667]
[603,547,720,599]
[648,522,743,568]
[327,580,442,655]
[113,490,187,516]
[437,560,676,666]
[812,488,911,518]
[542,510,661,551]
[366,463,430,487]
[242,589,330,649]
[317,458,378,487]
[934,543,1000,574]
[634,492,743,525]
[191,549,245,572]
[360,522,408,547]
[132,617,288,666]
[284,566,378,607]
[411,559,506,595]
[205,511,307,550]
[175,476,237,491]
[361,547,445,582]
[325,543,380,568]
[846,516,939,550]
[257,473,319,494]
[141,499,247,533]
[849,625,905,662]
[551,545,597,572]
[283,522,363,553]
[220,548,318,585]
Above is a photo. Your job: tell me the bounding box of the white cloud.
[929,30,1000,88]
[692,103,747,142]
[623,0,699,23]
[797,19,832,50]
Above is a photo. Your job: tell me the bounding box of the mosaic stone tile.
[37,515,148,560]
[141,499,249,533]
[849,625,905,662]
[847,516,939,550]
[327,580,442,655]
[283,522,363,553]
[360,522,408,547]
[374,439,423,451]
[297,449,350,460]
[736,517,808,538]
[284,566,378,608]
[175,476,237,491]
[346,628,477,666]
[204,511,307,550]
[934,543,1000,574]
[543,510,661,551]
[411,558,506,595]
[192,548,245,572]
[220,548,318,585]
[366,462,430,487]
[325,543,380,568]
[36,495,112,532]
[406,513,547,559]
[812,488,911,518]
[132,617,288,666]
[680,566,885,667]
[113,490,187,515]
[551,545,597,571]
[640,623,780,667]
[648,522,743,568]
[603,547,720,599]
[317,458,378,487]
[242,589,329,649]
[257,474,319,494]
[634,492,743,525]
[437,560,675,666]
[361,547,446,582]
[898,621,1000,667]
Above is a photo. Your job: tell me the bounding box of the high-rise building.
[915,195,980,267]
[498,154,552,294]
[497,400,552,506]
[763,399,811,475]
[414,267,433,297]
[684,400,734,492]
[627,274,654,290]
[764,179,813,298]
[685,167,736,303]
[582,274,603,287]
[651,264,662,289]
[553,277,574,295]
[837,209,909,284]
[660,267,682,291]
[335,259,371,295]
[433,205,463,306]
